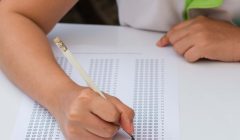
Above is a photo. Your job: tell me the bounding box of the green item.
[184,0,223,20]
[233,18,240,26]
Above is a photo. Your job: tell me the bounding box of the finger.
[107,95,135,134]
[157,34,170,47]
[167,20,195,44]
[119,109,134,135]
[167,27,190,44]
[173,34,195,55]
[71,112,119,138]
[65,124,112,140]
[184,46,202,62]
[158,19,195,47]
[170,18,195,31]
[90,95,121,124]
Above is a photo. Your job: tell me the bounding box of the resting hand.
[49,87,134,140]
[157,16,240,62]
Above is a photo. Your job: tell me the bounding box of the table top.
[1,23,240,140]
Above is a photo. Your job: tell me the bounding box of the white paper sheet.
[11,50,180,140]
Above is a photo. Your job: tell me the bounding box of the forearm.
[0,1,135,139]
[0,12,79,112]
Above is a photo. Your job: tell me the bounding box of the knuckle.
[80,88,93,96]
[66,111,80,122]
[192,22,206,30]
[66,106,85,122]
[77,88,93,101]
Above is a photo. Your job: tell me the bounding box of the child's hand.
[49,87,134,140]
[157,16,240,62]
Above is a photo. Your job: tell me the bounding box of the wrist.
[40,80,83,116]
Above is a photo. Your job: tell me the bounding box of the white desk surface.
[1,23,240,140]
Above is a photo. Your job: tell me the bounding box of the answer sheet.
[11,47,180,140]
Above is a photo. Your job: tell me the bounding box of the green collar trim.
[184,0,223,19]
[233,19,240,26]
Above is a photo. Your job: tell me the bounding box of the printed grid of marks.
[25,103,61,140]
[88,59,119,95]
[24,57,70,139]
[23,57,165,140]
[133,59,165,140]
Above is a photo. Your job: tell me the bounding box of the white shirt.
[117,0,240,32]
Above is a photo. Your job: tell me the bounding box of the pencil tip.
[130,135,135,140]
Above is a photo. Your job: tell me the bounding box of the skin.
[1,0,239,139]
[0,0,134,140]
[157,16,240,62]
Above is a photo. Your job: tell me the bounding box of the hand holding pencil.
[52,37,135,140]
[53,87,134,140]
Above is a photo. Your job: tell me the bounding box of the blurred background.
[60,0,119,25]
